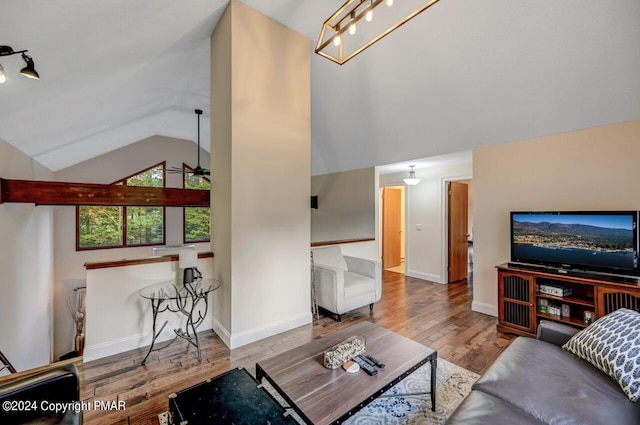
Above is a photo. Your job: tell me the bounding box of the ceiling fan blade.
[167,167,187,174]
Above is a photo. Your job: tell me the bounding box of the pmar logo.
[94,400,126,411]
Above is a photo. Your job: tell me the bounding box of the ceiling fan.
[168,109,210,177]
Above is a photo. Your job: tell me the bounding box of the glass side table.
[139,277,221,365]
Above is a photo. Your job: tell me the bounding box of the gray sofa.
[447,321,640,425]
[0,363,82,425]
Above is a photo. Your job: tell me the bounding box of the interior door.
[382,187,402,269]
[448,181,469,282]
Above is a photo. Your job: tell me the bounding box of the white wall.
[473,118,640,317]
[380,161,472,283]
[311,167,381,264]
[211,1,311,348]
[53,135,211,359]
[83,257,214,362]
[0,138,55,371]
[311,167,376,243]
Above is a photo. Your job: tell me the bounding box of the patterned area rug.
[340,359,478,424]
[159,359,478,425]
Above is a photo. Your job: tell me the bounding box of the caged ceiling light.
[0,45,40,84]
[315,0,441,65]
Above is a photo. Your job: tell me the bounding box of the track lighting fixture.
[0,45,40,83]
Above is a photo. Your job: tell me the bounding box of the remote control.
[360,355,376,367]
[354,355,378,376]
[366,355,385,368]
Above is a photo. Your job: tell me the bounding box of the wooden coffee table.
[256,321,437,425]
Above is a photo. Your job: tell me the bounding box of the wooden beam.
[84,251,214,270]
[0,178,209,207]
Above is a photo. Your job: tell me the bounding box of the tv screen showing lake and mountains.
[512,213,636,270]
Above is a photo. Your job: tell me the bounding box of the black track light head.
[19,53,39,80]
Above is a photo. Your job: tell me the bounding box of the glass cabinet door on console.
[498,271,536,336]
[597,286,640,317]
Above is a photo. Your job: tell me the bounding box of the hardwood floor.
[79,271,515,425]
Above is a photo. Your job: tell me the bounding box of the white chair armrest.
[344,256,382,299]
[313,264,345,314]
[344,256,378,278]
[314,263,344,275]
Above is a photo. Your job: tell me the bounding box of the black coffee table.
[168,367,295,425]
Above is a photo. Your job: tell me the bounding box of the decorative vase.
[75,333,85,356]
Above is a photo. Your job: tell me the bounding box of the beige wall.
[53,135,211,359]
[311,167,376,243]
[210,2,233,336]
[473,118,640,316]
[211,1,311,348]
[0,138,54,370]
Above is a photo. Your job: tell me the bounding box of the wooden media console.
[497,263,640,337]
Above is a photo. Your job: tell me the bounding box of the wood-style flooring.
[79,271,515,425]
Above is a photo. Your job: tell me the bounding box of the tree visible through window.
[184,164,211,243]
[77,163,166,250]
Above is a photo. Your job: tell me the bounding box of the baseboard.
[228,312,312,350]
[83,319,214,363]
[212,317,232,349]
[472,300,498,317]
[406,269,444,284]
[84,312,313,361]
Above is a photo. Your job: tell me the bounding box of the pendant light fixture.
[403,165,421,186]
[315,0,441,65]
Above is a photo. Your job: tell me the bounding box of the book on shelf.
[548,305,562,316]
[538,298,549,313]
[539,283,572,297]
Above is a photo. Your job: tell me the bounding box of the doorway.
[447,180,473,283]
[382,186,405,274]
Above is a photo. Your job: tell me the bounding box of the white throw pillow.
[563,308,640,402]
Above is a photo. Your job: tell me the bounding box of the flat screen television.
[510,211,639,276]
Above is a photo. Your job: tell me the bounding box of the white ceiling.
[377,150,472,175]
[1,0,639,174]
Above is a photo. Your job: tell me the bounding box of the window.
[183,164,211,243]
[77,163,166,250]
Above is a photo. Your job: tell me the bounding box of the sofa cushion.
[446,390,544,425]
[312,247,348,271]
[563,308,640,402]
[343,272,374,299]
[473,337,640,425]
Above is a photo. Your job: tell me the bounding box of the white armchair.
[311,246,382,321]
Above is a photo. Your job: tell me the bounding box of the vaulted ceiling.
[1,0,639,175]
